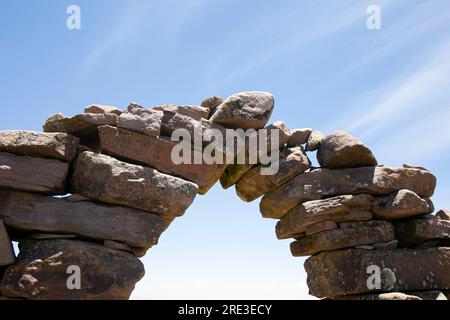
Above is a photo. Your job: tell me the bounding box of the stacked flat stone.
[230,128,449,300]
[0,92,281,300]
[1,91,449,300]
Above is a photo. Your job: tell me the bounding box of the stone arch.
[0,92,449,300]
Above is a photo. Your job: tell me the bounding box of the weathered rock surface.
[236,146,310,202]
[261,165,436,219]
[0,151,68,194]
[305,220,338,236]
[201,119,239,160]
[372,189,433,220]
[154,104,210,119]
[0,130,79,162]
[0,189,164,249]
[0,220,15,267]
[71,151,198,217]
[437,209,450,220]
[304,130,324,151]
[29,234,76,240]
[98,125,225,194]
[201,96,223,112]
[305,247,450,298]
[287,128,312,146]
[276,194,374,239]
[317,131,377,169]
[153,105,203,138]
[103,240,132,253]
[43,112,118,137]
[210,92,274,129]
[0,239,144,300]
[395,217,450,246]
[118,103,163,137]
[220,121,290,189]
[84,104,122,115]
[290,221,394,256]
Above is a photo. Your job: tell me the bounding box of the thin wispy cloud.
[342,3,450,75]
[341,37,450,138]
[201,0,393,93]
[373,107,450,164]
[78,0,206,75]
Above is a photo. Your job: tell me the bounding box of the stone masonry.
[0,92,449,300]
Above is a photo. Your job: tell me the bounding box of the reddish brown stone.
[210,92,274,129]
[305,221,338,236]
[43,112,118,136]
[261,165,436,219]
[236,146,310,202]
[0,189,164,249]
[305,130,324,151]
[372,189,433,220]
[290,221,394,257]
[276,194,374,239]
[0,130,79,162]
[287,128,312,146]
[154,104,210,119]
[220,121,290,189]
[0,239,144,300]
[98,125,225,194]
[118,103,162,137]
[317,131,377,169]
[0,151,68,195]
[305,247,450,298]
[84,104,122,115]
[71,152,198,217]
[395,217,450,246]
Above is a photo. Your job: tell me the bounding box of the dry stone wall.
[0,92,449,300]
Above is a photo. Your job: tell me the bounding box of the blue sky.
[1,0,450,299]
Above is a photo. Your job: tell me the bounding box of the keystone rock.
[236,146,310,202]
[220,121,290,189]
[210,92,274,129]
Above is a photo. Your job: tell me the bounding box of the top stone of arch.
[210,92,275,129]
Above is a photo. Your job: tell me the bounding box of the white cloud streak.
[343,38,450,138]
[201,0,394,93]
